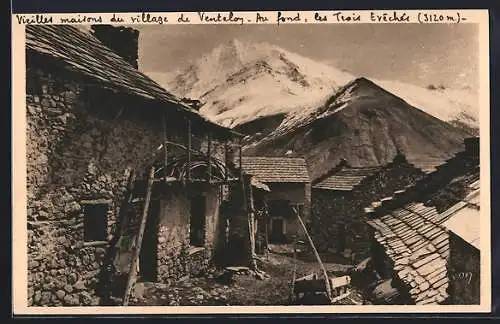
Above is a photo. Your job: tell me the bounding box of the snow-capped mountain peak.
[147,40,478,132]
[153,39,355,128]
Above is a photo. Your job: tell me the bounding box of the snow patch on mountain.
[374,79,479,128]
[150,39,355,128]
[145,39,478,132]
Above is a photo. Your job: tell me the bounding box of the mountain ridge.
[145,38,478,132]
[240,76,472,180]
[147,39,356,128]
[144,39,477,179]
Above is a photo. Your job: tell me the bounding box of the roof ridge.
[239,155,310,183]
[26,25,238,139]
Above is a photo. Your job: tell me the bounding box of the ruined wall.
[447,233,480,305]
[26,62,182,306]
[311,163,425,259]
[156,183,222,282]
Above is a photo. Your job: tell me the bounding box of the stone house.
[365,138,480,305]
[239,156,311,243]
[442,187,481,305]
[310,153,425,261]
[25,25,242,307]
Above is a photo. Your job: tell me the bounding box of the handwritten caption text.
[15,10,469,26]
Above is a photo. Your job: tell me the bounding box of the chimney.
[464,137,479,157]
[90,25,139,69]
[392,149,408,165]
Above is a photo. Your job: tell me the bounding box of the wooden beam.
[162,140,197,154]
[162,111,168,177]
[207,132,212,183]
[290,235,297,301]
[294,207,333,302]
[123,166,155,306]
[264,200,269,260]
[224,141,229,182]
[241,173,256,270]
[187,119,192,181]
[239,138,243,180]
[247,175,257,270]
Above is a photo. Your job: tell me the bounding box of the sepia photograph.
[12,10,490,313]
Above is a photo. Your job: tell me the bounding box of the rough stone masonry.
[25,60,223,306]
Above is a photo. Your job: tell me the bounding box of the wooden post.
[238,139,243,180]
[207,132,212,183]
[187,119,192,181]
[162,111,168,178]
[123,166,155,306]
[264,200,269,260]
[247,175,257,269]
[295,208,333,302]
[224,142,229,182]
[290,237,298,302]
[241,173,257,270]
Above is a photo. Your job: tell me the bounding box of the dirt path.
[130,246,367,306]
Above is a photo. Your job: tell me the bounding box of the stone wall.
[447,233,480,305]
[25,61,207,306]
[311,161,425,260]
[156,183,222,282]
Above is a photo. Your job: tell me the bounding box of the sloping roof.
[366,178,480,305]
[364,141,480,215]
[442,181,480,250]
[240,156,310,183]
[25,25,237,139]
[367,203,450,305]
[312,166,380,191]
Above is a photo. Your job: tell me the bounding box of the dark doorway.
[139,200,160,282]
[190,195,206,247]
[270,218,285,243]
[83,203,109,242]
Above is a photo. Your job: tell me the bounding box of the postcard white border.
[12,9,491,315]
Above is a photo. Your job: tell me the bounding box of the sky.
[135,23,479,90]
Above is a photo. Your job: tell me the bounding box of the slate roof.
[312,166,380,191]
[366,178,480,305]
[239,156,310,183]
[25,25,236,139]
